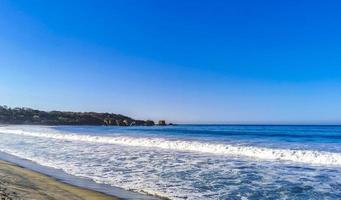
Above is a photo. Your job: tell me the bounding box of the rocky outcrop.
[158,120,166,126]
[145,120,155,126]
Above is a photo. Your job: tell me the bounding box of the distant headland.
[0,106,170,126]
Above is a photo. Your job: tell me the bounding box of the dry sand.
[0,160,119,200]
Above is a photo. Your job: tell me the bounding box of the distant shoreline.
[0,106,169,126]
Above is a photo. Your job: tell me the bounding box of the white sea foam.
[1,125,341,199]
[0,126,340,166]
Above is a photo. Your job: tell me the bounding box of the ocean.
[0,125,340,199]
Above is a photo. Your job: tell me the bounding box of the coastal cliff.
[0,106,163,126]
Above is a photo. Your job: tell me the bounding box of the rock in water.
[158,120,166,126]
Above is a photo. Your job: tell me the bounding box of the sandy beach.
[0,160,119,200]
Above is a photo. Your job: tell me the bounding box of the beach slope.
[0,160,118,200]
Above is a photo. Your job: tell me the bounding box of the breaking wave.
[0,126,340,166]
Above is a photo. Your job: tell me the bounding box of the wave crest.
[0,126,340,166]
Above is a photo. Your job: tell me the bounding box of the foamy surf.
[1,125,341,199]
[0,126,340,166]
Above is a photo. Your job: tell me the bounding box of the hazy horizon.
[1,0,341,124]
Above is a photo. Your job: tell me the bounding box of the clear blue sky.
[1,0,341,124]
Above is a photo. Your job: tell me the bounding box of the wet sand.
[0,160,119,200]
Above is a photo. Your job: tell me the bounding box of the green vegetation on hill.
[0,106,156,126]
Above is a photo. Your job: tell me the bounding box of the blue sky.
[0,0,341,124]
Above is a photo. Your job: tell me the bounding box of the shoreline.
[0,152,159,200]
[0,160,119,200]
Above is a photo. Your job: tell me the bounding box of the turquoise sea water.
[0,125,340,199]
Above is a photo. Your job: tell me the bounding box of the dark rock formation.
[133,120,147,126]
[145,120,155,126]
[158,120,166,126]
